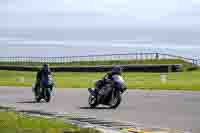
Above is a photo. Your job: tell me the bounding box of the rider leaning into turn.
[34,64,53,94]
[94,66,126,95]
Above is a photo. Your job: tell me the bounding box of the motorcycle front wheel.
[109,91,122,109]
[88,95,98,108]
[35,96,41,102]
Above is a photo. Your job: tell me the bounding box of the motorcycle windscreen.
[112,75,126,91]
[113,75,125,84]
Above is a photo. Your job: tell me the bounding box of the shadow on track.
[17,100,45,104]
[79,106,113,110]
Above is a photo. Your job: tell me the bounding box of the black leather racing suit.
[94,71,121,95]
[34,68,53,94]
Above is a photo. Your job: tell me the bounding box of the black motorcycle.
[33,75,54,103]
[88,75,126,109]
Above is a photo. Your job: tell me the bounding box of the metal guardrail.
[0,53,199,65]
[0,64,183,72]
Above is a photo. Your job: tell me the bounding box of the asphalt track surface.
[0,87,200,133]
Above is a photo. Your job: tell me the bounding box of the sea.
[0,28,200,59]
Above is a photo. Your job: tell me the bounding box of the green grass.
[0,70,199,91]
[0,110,99,133]
[0,58,198,90]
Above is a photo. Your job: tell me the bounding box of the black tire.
[34,87,41,102]
[88,95,98,108]
[36,97,41,103]
[110,91,121,109]
[44,88,51,102]
[34,90,41,102]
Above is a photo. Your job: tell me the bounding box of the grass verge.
[0,70,199,91]
[0,110,99,133]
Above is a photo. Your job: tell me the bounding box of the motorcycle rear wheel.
[44,88,51,102]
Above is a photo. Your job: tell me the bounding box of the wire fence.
[0,53,199,65]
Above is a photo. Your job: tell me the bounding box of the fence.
[0,53,199,65]
[0,64,183,72]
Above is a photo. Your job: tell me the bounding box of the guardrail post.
[192,59,196,65]
[145,53,148,60]
[135,53,137,61]
[168,65,172,73]
[156,53,159,60]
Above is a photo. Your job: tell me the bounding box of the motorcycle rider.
[34,64,53,96]
[93,66,126,96]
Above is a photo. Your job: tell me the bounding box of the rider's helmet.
[111,66,122,75]
[42,63,50,72]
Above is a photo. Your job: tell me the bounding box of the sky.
[1,0,200,58]
[1,0,200,29]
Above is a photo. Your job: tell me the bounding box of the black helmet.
[42,63,49,72]
[111,66,122,75]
